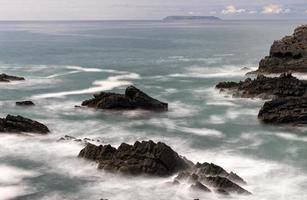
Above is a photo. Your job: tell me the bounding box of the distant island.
[163,16,221,21]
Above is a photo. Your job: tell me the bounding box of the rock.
[78,140,192,176]
[57,135,102,143]
[252,25,307,74]
[190,181,211,192]
[258,97,307,124]
[16,101,35,106]
[216,73,307,99]
[175,162,250,195]
[0,73,25,82]
[81,86,168,111]
[0,115,49,134]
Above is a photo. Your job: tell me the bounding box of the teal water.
[0,20,307,200]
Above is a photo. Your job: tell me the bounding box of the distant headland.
[163,16,221,21]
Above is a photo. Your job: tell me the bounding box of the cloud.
[248,10,258,14]
[262,4,290,14]
[222,5,246,14]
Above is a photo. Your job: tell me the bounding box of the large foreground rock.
[252,25,307,74]
[216,73,307,99]
[0,73,25,82]
[79,140,192,176]
[175,162,251,195]
[0,115,49,134]
[258,97,307,124]
[81,86,168,111]
[79,141,251,195]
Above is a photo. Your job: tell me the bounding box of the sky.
[0,0,307,20]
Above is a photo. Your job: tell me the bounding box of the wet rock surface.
[175,162,250,195]
[216,73,307,99]
[252,25,307,74]
[79,141,250,195]
[0,115,49,134]
[16,101,35,106]
[81,86,168,111]
[0,73,25,82]
[258,97,307,124]
[79,140,192,176]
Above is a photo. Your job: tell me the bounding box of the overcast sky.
[0,0,307,20]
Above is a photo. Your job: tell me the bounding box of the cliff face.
[256,25,307,73]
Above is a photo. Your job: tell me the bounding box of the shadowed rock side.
[258,97,307,124]
[0,115,49,134]
[79,141,251,195]
[81,86,168,111]
[16,101,35,106]
[251,25,307,74]
[174,162,250,195]
[216,73,307,99]
[0,73,25,82]
[79,140,192,176]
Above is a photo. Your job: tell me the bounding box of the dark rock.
[0,115,49,134]
[16,101,35,106]
[216,73,307,99]
[252,25,307,74]
[175,162,250,195]
[79,140,192,176]
[258,97,307,124]
[190,181,211,192]
[81,86,168,111]
[0,73,25,82]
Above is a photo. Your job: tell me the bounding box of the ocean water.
[0,20,307,200]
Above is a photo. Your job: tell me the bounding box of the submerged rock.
[0,73,25,82]
[175,162,250,195]
[216,73,307,99]
[16,101,35,106]
[79,140,192,176]
[81,86,168,111]
[58,135,103,144]
[251,25,307,74]
[0,115,49,134]
[258,97,307,124]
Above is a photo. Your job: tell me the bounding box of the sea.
[0,20,307,200]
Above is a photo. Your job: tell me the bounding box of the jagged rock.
[0,73,25,82]
[175,162,250,195]
[258,97,307,124]
[216,73,307,99]
[16,101,35,106]
[190,181,211,192]
[79,140,192,176]
[81,86,168,111]
[0,115,49,134]
[251,25,307,74]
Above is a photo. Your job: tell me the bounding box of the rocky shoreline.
[79,140,251,195]
[217,24,307,125]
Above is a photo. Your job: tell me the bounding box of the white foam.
[180,127,224,138]
[32,72,140,99]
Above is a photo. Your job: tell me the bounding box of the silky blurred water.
[0,20,307,200]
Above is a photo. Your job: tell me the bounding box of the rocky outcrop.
[252,25,307,74]
[0,115,49,134]
[0,73,25,82]
[174,162,250,195]
[216,73,307,99]
[79,141,250,195]
[81,86,168,111]
[258,97,307,124]
[16,101,35,106]
[79,140,192,176]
